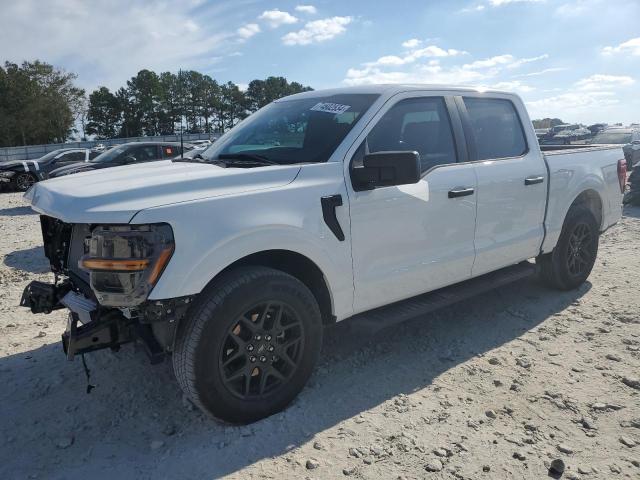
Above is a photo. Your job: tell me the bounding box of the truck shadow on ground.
[0,205,35,216]
[0,277,590,480]
[623,204,640,219]
[3,246,49,273]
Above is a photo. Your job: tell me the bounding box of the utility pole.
[179,69,184,159]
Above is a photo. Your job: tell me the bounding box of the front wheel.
[13,173,36,192]
[537,206,599,290]
[173,266,323,424]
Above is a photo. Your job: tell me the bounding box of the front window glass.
[592,132,633,144]
[365,97,457,173]
[201,94,379,165]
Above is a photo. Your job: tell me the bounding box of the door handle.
[524,176,545,186]
[448,187,475,198]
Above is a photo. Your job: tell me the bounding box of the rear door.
[347,92,478,313]
[457,95,547,276]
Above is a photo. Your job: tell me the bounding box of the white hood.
[25,160,301,224]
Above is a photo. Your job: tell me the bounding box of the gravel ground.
[0,190,639,480]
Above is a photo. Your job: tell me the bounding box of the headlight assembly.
[79,223,174,307]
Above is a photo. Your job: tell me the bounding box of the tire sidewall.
[187,270,322,423]
[551,207,599,289]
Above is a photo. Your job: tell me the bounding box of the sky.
[1,0,639,124]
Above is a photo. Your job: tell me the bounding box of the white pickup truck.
[20,85,627,423]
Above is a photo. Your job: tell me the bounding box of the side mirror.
[632,140,640,146]
[351,151,421,190]
[123,155,137,164]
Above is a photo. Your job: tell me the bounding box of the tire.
[537,206,599,290]
[12,173,37,192]
[173,266,323,424]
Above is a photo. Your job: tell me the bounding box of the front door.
[347,94,478,313]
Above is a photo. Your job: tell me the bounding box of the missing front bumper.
[62,311,132,360]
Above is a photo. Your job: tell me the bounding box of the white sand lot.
[0,190,638,479]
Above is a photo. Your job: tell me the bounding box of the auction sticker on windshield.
[310,102,351,115]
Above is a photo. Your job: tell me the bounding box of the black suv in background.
[0,148,99,192]
[48,142,194,179]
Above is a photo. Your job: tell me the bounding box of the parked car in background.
[190,139,213,147]
[0,148,98,191]
[174,146,207,159]
[591,127,640,168]
[535,128,551,140]
[588,123,608,136]
[48,142,194,178]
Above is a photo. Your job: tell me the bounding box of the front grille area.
[40,215,92,295]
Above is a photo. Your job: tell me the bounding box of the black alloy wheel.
[219,302,304,399]
[14,173,36,192]
[566,222,594,278]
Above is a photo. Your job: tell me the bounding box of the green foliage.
[0,61,85,147]
[86,71,313,139]
[532,118,565,129]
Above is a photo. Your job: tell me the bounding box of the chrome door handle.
[448,187,475,198]
[524,176,544,186]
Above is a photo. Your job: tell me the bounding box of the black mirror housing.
[352,151,421,190]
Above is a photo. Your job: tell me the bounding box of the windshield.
[37,149,68,162]
[592,132,633,144]
[91,146,127,163]
[201,94,379,165]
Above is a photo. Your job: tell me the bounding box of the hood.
[0,160,37,171]
[25,160,301,224]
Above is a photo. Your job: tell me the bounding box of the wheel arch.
[568,189,603,229]
[207,249,336,326]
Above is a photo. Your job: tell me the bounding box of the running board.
[347,262,537,332]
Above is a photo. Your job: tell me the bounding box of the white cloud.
[0,0,239,91]
[365,45,467,68]
[489,80,535,92]
[575,74,635,91]
[237,23,260,40]
[402,38,422,48]
[295,5,317,14]
[282,16,352,46]
[602,37,640,56]
[527,91,618,113]
[459,4,486,12]
[489,0,544,5]
[344,61,487,86]
[526,72,636,121]
[463,54,514,70]
[259,9,298,28]
[512,67,567,78]
[506,54,549,69]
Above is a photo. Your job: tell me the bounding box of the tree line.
[86,71,313,139]
[0,61,86,147]
[0,60,312,147]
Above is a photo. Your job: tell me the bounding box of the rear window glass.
[463,98,527,160]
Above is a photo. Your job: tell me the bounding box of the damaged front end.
[20,215,192,364]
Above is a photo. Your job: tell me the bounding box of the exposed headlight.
[0,170,16,178]
[79,224,174,307]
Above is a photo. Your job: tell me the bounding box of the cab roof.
[279,84,514,101]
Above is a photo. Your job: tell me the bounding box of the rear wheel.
[173,266,323,424]
[538,206,599,290]
[13,173,36,192]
